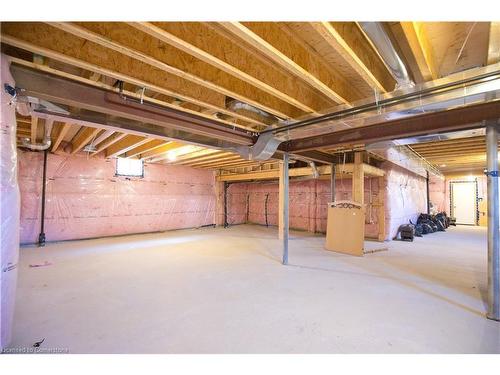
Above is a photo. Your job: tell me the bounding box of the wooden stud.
[352,152,365,204]
[377,176,386,242]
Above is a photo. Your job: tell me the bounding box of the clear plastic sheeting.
[226,178,381,238]
[1,55,20,350]
[18,151,216,244]
[382,163,427,239]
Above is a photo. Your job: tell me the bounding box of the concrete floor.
[9,224,500,353]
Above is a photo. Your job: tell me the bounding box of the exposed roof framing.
[3,21,497,173]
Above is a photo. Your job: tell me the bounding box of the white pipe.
[22,118,53,151]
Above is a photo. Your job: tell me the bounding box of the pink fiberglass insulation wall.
[226,177,381,238]
[18,150,216,244]
[429,174,447,213]
[226,162,428,241]
[382,162,427,239]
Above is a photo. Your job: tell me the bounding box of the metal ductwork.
[235,131,282,161]
[358,22,415,90]
[226,99,283,125]
[21,118,54,151]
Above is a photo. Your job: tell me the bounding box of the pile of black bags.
[394,212,456,242]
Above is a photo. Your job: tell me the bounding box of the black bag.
[395,224,415,241]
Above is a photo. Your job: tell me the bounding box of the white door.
[452,182,477,225]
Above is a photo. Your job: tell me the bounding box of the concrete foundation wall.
[18,150,216,244]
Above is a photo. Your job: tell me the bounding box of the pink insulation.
[1,56,20,350]
[226,177,381,238]
[382,162,427,239]
[18,150,216,244]
[429,174,447,212]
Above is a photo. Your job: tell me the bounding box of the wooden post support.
[353,152,364,204]
[214,172,224,226]
[377,176,386,242]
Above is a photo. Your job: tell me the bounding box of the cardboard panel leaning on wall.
[18,150,216,244]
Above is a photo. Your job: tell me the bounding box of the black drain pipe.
[38,149,48,247]
[426,171,430,215]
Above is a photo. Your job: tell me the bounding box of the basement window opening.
[115,157,144,178]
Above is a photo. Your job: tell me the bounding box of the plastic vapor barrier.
[1,56,20,350]
[18,151,216,244]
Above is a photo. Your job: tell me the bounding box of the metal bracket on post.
[485,170,499,177]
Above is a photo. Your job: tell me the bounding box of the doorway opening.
[450,180,478,225]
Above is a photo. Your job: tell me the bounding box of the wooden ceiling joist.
[105,135,150,158]
[51,122,71,152]
[170,149,222,164]
[139,142,185,160]
[49,22,301,120]
[8,57,257,133]
[92,132,127,156]
[71,126,101,154]
[310,22,394,92]
[124,139,167,158]
[129,22,326,115]
[0,27,265,129]
[396,22,438,81]
[218,22,350,105]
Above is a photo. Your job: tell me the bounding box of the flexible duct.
[308,161,320,179]
[21,118,53,151]
[226,100,282,124]
[358,22,415,90]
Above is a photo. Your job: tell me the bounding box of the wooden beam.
[488,22,500,65]
[30,116,38,144]
[105,135,150,158]
[0,25,264,128]
[172,149,223,164]
[8,56,258,132]
[377,176,386,241]
[398,22,438,81]
[352,152,364,204]
[218,22,350,105]
[51,122,71,152]
[71,126,101,154]
[48,22,298,120]
[124,139,167,158]
[129,22,320,114]
[310,22,394,92]
[140,142,185,160]
[92,132,127,156]
[91,129,115,146]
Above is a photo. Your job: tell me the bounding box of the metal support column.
[282,153,289,265]
[486,120,500,321]
[38,149,48,247]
